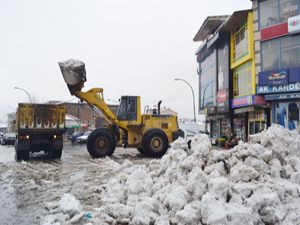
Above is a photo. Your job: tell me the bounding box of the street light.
[174,78,196,122]
[14,86,32,103]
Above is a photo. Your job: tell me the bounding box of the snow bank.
[43,125,300,225]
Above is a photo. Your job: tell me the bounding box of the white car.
[76,131,92,144]
[179,122,208,148]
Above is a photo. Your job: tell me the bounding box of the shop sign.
[232,95,266,108]
[265,92,300,101]
[216,89,227,103]
[288,15,300,34]
[257,82,300,94]
[259,69,289,86]
[232,95,253,108]
[234,106,255,114]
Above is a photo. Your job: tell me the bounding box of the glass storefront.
[233,114,248,141]
[209,118,230,139]
[248,110,267,135]
[274,101,300,132]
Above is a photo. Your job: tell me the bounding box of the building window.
[261,38,280,71]
[199,50,217,110]
[217,43,229,91]
[232,24,249,63]
[280,0,298,22]
[260,0,298,29]
[233,62,253,97]
[262,35,300,71]
[281,35,300,68]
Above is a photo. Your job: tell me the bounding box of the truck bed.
[17,103,65,130]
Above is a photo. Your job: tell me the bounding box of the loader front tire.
[142,129,169,158]
[87,128,116,158]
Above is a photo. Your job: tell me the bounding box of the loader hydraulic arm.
[73,87,118,126]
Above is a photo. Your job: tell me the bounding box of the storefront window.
[260,0,298,28]
[210,120,219,138]
[232,24,249,63]
[220,119,230,136]
[275,102,300,132]
[262,35,300,71]
[233,62,253,97]
[199,50,217,110]
[261,38,280,71]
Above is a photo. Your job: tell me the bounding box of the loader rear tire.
[142,129,169,158]
[87,128,116,158]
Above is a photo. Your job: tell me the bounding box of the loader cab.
[117,96,140,121]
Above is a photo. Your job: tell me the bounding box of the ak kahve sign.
[257,82,300,94]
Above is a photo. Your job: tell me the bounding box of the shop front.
[257,64,300,133]
[232,95,267,141]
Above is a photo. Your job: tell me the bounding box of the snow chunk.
[58,193,81,217]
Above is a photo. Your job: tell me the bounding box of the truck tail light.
[19,135,30,140]
[53,134,62,139]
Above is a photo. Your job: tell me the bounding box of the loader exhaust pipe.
[158,100,162,115]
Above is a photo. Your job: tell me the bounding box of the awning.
[193,15,229,42]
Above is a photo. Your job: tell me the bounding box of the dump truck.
[15,103,66,161]
[59,59,183,158]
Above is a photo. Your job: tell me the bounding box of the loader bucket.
[58,59,87,94]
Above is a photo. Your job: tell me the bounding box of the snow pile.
[92,125,300,225]
[41,125,300,225]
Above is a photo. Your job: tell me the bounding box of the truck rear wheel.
[87,128,116,158]
[48,148,62,159]
[142,129,169,158]
[15,142,29,161]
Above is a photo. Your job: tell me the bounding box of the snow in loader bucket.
[58,59,87,92]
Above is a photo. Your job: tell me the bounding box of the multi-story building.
[194,15,232,140]
[228,10,268,141]
[194,10,269,141]
[251,0,300,133]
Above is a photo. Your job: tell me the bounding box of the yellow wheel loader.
[59,59,184,158]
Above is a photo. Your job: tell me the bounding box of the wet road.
[0,143,151,225]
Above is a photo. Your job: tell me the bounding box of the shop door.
[275,102,300,132]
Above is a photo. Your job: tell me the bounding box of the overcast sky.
[0,0,251,123]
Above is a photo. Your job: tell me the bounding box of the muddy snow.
[1,125,300,225]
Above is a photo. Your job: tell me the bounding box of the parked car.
[76,131,92,144]
[68,131,85,143]
[1,133,16,145]
[179,122,208,148]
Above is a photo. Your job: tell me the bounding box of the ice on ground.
[41,124,300,225]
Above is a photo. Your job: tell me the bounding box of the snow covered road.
[0,144,150,225]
